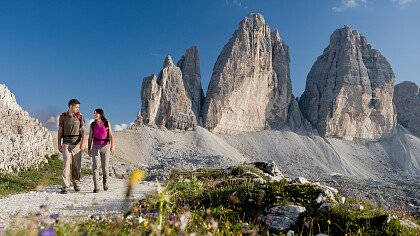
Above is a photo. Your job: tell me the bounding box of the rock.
[177,46,205,122]
[202,13,299,133]
[286,230,295,236]
[386,214,398,224]
[0,84,54,174]
[253,161,284,178]
[394,81,420,137]
[292,177,310,184]
[299,26,396,140]
[140,55,198,130]
[262,205,306,231]
[400,219,419,229]
[353,203,364,211]
[135,111,143,126]
[319,203,334,210]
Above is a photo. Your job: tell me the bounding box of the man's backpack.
[59,112,83,138]
[90,121,110,142]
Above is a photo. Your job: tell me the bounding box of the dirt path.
[0,176,158,232]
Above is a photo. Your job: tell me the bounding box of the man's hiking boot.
[74,185,81,192]
[60,187,68,194]
[93,189,99,193]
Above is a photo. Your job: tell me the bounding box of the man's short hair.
[68,99,80,107]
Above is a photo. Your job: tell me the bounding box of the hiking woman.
[88,108,115,193]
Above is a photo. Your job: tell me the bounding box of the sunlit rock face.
[202,13,297,133]
[140,51,200,130]
[0,84,54,173]
[299,26,396,140]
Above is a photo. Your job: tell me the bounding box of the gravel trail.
[0,176,158,232]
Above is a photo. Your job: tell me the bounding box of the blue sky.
[1,0,419,130]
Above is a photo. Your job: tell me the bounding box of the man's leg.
[71,144,82,191]
[61,144,72,193]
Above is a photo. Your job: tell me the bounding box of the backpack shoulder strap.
[76,112,82,121]
[59,112,67,122]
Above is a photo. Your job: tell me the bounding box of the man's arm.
[80,125,86,151]
[58,126,63,152]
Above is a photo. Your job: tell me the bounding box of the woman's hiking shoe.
[93,189,99,193]
[74,185,81,192]
[60,187,68,194]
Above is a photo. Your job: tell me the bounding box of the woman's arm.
[108,122,115,154]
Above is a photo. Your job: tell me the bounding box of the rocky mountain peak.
[139,47,204,130]
[0,84,54,173]
[163,55,174,68]
[240,13,267,30]
[299,26,396,140]
[271,29,281,42]
[176,46,204,121]
[202,13,300,133]
[0,84,22,111]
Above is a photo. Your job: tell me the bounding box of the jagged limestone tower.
[299,26,396,140]
[139,46,204,130]
[202,13,300,133]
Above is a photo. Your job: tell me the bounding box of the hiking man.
[58,99,86,194]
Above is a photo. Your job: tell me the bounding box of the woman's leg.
[101,144,110,190]
[91,145,101,191]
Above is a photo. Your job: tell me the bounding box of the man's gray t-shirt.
[59,112,84,145]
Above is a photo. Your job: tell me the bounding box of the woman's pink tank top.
[93,122,108,146]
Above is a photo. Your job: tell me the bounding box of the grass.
[5,165,420,235]
[0,154,92,197]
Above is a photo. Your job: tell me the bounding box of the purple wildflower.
[304,221,310,229]
[168,213,175,221]
[50,213,60,220]
[39,227,56,236]
[153,211,159,217]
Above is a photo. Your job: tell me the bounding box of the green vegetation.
[5,165,420,235]
[0,154,92,197]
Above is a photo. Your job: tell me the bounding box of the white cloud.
[114,123,129,131]
[46,115,60,128]
[392,0,416,7]
[332,0,366,12]
[225,0,248,9]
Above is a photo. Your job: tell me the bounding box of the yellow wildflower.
[126,170,146,197]
[327,219,331,225]
[165,227,172,235]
